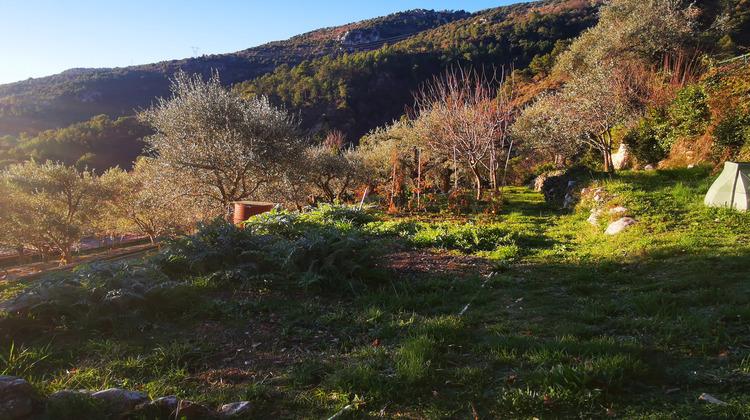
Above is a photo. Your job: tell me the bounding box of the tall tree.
[139,71,303,215]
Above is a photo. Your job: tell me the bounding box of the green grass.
[2,169,750,418]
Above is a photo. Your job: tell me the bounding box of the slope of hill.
[0,9,471,138]
[239,0,600,141]
[0,0,601,169]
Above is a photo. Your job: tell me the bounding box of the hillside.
[0,0,600,170]
[0,9,472,138]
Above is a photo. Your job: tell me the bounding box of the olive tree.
[139,71,303,215]
[101,158,197,244]
[512,91,583,168]
[554,0,700,76]
[514,65,633,172]
[0,161,106,265]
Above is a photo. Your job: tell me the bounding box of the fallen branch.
[459,272,495,317]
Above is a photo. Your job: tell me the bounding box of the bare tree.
[413,67,514,199]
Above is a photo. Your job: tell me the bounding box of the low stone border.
[1,375,252,419]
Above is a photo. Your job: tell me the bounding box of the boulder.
[538,168,584,207]
[0,376,35,420]
[47,389,90,404]
[531,170,563,192]
[605,217,638,235]
[612,143,632,170]
[91,388,149,413]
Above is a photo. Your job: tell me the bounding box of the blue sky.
[0,0,522,85]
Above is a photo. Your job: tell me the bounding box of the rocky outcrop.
[611,143,632,170]
[338,28,382,45]
[534,167,588,208]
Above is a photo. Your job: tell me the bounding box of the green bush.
[668,84,711,140]
[713,110,750,149]
[623,112,670,164]
[158,217,274,277]
[277,227,386,292]
[3,260,200,332]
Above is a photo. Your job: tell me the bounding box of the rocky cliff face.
[338,28,382,45]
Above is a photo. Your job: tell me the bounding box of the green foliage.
[281,227,386,292]
[298,203,376,228]
[162,205,386,293]
[713,109,750,149]
[668,84,711,140]
[623,110,671,164]
[157,217,273,278]
[4,260,199,332]
[5,114,151,171]
[0,342,52,378]
[408,222,515,253]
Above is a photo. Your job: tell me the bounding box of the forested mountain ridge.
[1,0,601,170]
[239,0,601,142]
[0,8,473,138]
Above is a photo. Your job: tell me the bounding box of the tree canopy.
[139,71,303,215]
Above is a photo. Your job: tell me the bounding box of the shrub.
[157,217,275,277]
[277,227,386,292]
[624,113,670,164]
[2,261,200,332]
[713,110,750,152]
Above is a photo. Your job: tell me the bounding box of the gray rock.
[605,217,638,235]
[609,206,628,214]
[218,401,253,417]
[91,388,149,413]
[0,376,35,419]
[47,389,91,403]
[587,212,600,226]
[563,193,575,208]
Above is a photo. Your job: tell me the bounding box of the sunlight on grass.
[2,173,750,417]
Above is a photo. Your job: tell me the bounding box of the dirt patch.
[385,242,491,277]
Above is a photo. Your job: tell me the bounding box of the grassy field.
[2,166,750,419]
